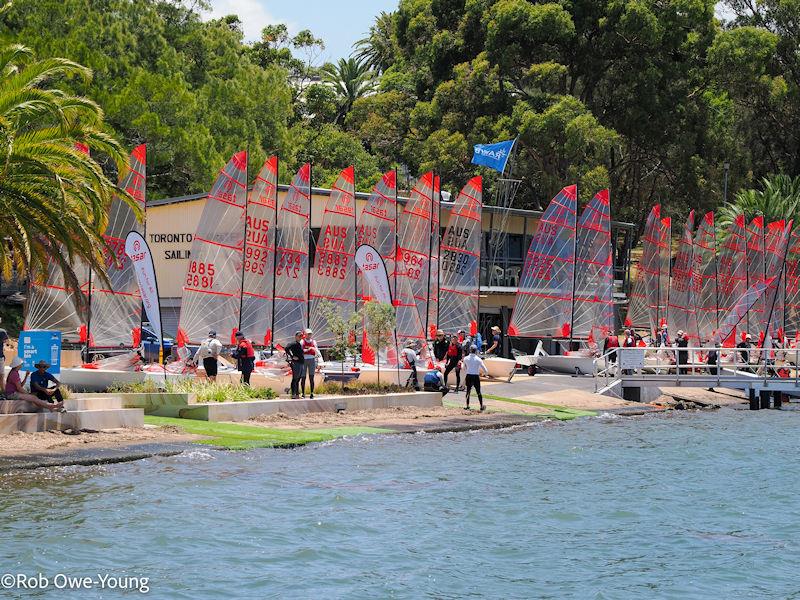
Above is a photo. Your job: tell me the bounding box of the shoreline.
[0,386,749,472]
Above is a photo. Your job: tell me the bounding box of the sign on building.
[618,347,645,371]
[20,330,62,374]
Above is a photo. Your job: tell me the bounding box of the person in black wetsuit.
[676,330,689,375]
[737,334,752,371]
[285,331,305,398]
[432,330,449,363]
[443,337,463,392]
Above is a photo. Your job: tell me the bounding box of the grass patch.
[314,381,407,396]
[482,394,597,420]
[110,379,277,402]
[145,416,390,449]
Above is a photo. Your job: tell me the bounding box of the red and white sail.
[667,211,699,341]
[784,231,800,340]
[438,176,482,334]
[712,278,774,345]
[272,163,311,346]
[764,219,792,337]
[625,205,670,336]
[427,175,441,334]
[25,256,88,342]
[692,212,717,342]
[508,185,577,338]
[398,172,435,335]
[240,156,278,346]
[176,151,247,346]
[309,166,357,347]
[716,214,747,336]
[572,189,614,341]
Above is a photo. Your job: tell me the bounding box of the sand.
[0,426,198,457]
[248,405,490,429]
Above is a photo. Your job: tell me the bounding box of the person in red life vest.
[233,331,255,385]
[443,337,463,392]
[603,330,620,365]
[301,328,319,399]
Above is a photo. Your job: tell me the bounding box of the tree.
[320,58,378,124]
[363,300,396,384]
[353,10,398,74]
[319,300,361,390]
[717,174,800,234]
[0,44,134,292]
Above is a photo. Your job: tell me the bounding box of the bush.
[108,379,277,402]
[314,381,407,396]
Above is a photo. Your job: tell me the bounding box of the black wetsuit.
[285,341,304,397]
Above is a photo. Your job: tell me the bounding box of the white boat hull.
[535,355,597,375]
[483,356,517,378]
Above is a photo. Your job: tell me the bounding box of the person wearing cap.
[232,331,255,385]
[432,330,449,362]
[194,330,223,382]
[486,325,502,356]
[423,365,448,396]
[300,329,319,399]
[462,345,488,411]
[0,357,65,414]
[656,324,671,347]
[737,334,753,370]
[30,359,66,406]
[285,331,305,398]
[401,340,420,391]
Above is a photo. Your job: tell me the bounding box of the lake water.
[2,409,800,598]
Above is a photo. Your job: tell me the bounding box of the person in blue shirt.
[30,360,65,405]
[423,366,448,396]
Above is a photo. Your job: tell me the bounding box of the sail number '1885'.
[186,260,215,289]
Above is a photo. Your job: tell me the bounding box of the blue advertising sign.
[20,330,62,374]
[471,139,516,173]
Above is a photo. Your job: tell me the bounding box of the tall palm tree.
[717,174,800,235]
[320,57,377,124]
[353,11,397,74]
[0,44,135,296]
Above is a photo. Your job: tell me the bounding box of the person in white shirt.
[401,341,420,391]
[193,330,223,382]
[462,345,488,411]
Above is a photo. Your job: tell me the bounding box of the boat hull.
[535,355,597,375]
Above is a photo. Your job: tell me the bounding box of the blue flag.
[471,139,516,173]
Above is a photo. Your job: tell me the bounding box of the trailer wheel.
[528,365,537,376]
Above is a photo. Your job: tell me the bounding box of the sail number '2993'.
[186,261,215,289]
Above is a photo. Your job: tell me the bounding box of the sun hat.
[746,333,752,339]
[34,359,50,368]
[295,330,304,337]
[208,330,217,337]
[677,330,684,336]
[305,328,313,335]
[10,356,23,369]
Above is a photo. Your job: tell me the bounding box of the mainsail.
[89,144,146,348]
[398,172,435,334]
[272,163,311,346]
[692,212,717,342]
[438,176,482,334]
[427,175,441,334]
[625,205,670,336]
[712,278,774,345]
[176,151,247,346]
[240,156,278,346]
[764,220,792,336]
[785,231,800,339]
[717,214,747,328]
[572,189,614,341]
[25,257,88,342]
[309,166,357,346]
[667,211,699,341]
[507,185,577,338]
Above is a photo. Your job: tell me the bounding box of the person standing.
[401,341,420,391]
[233,331,255,385]
[285,331,305,398]
[443,337,463,392]
[603,331,620,365]
[706,342,720,391]
[676,330,689,375]
[193,330,223,382]
[301,328,319,399]
[462,345,489,411]
[737,334,752,371]
[486,325,502,356]
[432,330,449,363]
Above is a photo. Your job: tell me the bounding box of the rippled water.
[2,409,800,598]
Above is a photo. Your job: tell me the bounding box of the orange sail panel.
[272,164,311,346]
[572,189,613,340]
[667,211,699,342]
[240,156,278,346]
[508,185,577,338]
[176,151,247,346]
[438,176,482,334]
[309,166,357,347]
[692,212,717,342]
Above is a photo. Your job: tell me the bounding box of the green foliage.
[314,381,406,396]
[318,300,360,362]
[0,304,23,337]
[108,379,277,402]
[717,175,800,234]
[363,301,396,383]
[0,43,134,290]
[320,57,378,124]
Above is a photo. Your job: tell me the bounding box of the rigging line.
[271,155,279,353]
[238,146,249,333]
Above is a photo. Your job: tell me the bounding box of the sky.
[207,0,399,63]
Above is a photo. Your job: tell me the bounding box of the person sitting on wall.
[0,357,65,414]
[30,360,67,407]
[423,366,448,396]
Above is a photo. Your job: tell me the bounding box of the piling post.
[749,388,758,410]
[773,391,783,409]
[759,389,771,409]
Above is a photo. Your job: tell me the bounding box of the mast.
[713,217,719,336]
[568,185,578,350]
[85,261,93,359]
[425,171,435,338]
[307,162,313,329]
[393,167,399,303]
[270,155,279,352]
[238,147,249,333]
[436,174,442,329]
